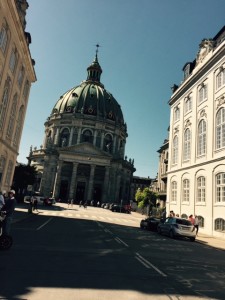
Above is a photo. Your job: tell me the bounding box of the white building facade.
[167,26,225,238]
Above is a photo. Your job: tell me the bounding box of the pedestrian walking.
[2,190,17,235]
[194,215,199,235]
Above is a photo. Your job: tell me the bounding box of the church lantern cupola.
[86,44,102,82]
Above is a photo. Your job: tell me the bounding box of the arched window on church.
[104,134,113,153]
[82,129,93,144]
[60,128,70,147]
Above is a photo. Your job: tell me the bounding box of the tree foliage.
[135,187,158,211]
[12,164,37,193]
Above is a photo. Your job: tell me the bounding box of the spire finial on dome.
[95,44,100,61]
[86,44,102,83]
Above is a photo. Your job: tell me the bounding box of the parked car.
[24,192,45,205]
[157,217,196,241]
[43,197,55,206]
[111,204,131,213]
[140,217,161,231]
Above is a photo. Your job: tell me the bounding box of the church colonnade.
[41,159,130,204]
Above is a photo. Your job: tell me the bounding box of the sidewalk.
[12,204,225,251]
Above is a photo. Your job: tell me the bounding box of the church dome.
[51,52,124,126]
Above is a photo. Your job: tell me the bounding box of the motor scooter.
[0,211,13,250]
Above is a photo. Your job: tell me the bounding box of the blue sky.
[18,0,225,178]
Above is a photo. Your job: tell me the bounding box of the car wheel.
[169,230,175,239]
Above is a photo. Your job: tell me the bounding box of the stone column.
[77,128,82,143]
[69,127,74,146]
[87,164,95,202]
[69,162,78,199]
[115,171,121,202]
[100,132,105,150]
[54,127,60,146]
[93,130,97,146]
[102,166,110,203]
[52,160,63,199]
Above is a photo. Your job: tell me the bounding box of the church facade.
[28,51,135,204]
[167,26,225,238]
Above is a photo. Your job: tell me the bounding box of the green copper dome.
[51,54,124,126]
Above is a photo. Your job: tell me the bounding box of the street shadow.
[1,209,225,300]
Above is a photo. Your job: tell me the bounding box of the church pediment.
[58,143,111,157]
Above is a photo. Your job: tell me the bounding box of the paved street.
[1,203,225,299]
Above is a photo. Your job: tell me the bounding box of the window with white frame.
[171,181,177,202]
[197,176,206,202]
[182,179,190,202]
[172,135,178,164]
[199,84,208,104]
[216,173,225,203]
[184,96,192,114]
[216,68,225,90]
[183,128,191,161]
[216,108,225,149]
[197,120,206,156]
[174,106,180,122]
[0,26,8,53]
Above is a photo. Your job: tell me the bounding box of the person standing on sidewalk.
[2,190,17,235]
[194,215,199,236]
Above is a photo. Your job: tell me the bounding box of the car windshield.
[176,219,192,226]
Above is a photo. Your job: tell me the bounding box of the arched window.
[174,107,180,122]
[183,128,191,161]
[198,216,204,228]
[216,68,225,90]
[197,120,206,156]
[82,129,93,143]
[172,135,178,164]
[182,179,190,202]
[17,66,24,87]
[5,160,13,185]
[13,106,24,146]
[104,134,113,153]
[197,176,206,202]
[9,47,18,73]
[184,96,192,114]
[0,155,6,184]
[6,93,17,138]
[171,181,177,203]
[216,172,225,202]
[216,108,225,149]
[0,26,8,53]
[181,213,188,219]
[0,86,10,130]
[215,218,225,231]
[199,84,207,103]
[60,128,70,147]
